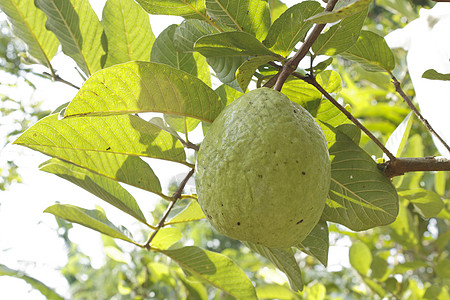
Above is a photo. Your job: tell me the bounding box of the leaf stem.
[143,168,195,250]
[273,0,339,91]
[43,72,80,90]
[390,75,450,153]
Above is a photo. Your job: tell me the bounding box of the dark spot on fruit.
[249,101,253,105]
[258,174,263,178]
[106,147,111,150]
[294,109,297,113]
[302,171,306,175]
[221,203,224,206]
[296,160,299,163]
[237,222,241,225]
[362,185,366,188]
[296,219,304,224]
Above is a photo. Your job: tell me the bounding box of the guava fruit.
[195,87,331,248]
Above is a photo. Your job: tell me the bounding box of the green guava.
[195,88,331,248]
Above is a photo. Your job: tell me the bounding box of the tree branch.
[273,0,339,91]
[391,76,450,153]
[143,168,195,250]
[379,156,450,178]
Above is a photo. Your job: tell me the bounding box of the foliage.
[0,0,449,299]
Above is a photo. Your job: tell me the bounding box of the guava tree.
[0,0,449,299]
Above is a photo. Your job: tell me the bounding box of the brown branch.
[379,156,450,178]
[273,0,339,91]
[143,168,195,250]
[391,76,450,153]
[304,75,397,160]
[43,72,80,90]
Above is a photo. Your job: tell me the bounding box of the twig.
[391,75,450,153]
[143,168,195,250]
[273,0,339,91]
[304,75,396,160]
[43,72,80,90]
[379,156,450,178]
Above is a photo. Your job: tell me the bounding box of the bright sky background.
[0,1,363,298]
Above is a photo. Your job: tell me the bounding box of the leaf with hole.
[0,0,59,73]
[40,158,147,223]
[161,246,257,299]
[319,123,399,230]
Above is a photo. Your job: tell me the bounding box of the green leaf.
[393,261,428,273]
[215,84,244,106]
[40,158,147,223]
[306,0,371,24]
[256,284,297,300]
[194,32,281,59]
[0,264,64,300]
[102,0,155,68]
[370,255,389,281]
[161,246,257,299]
[349,241,372,275]
[312,7,367,56]
[399,189,444,219]
[205,0,270,40]
[164,115,200,133]
[424,285,450,300]
[174,19,220,52]
[236,56,274,91]
[45,204,135,243]
[166,200,206,225]
[0,0,59,73]
[268,0,287,22]
[134,0,208,19]
[340,30,395,72]
[152,25,211,86]
[384,112,413,159]
[296,220,328,267]
[319,123,399,230]
[35,0,104,76]
[207,56,249,91]
[63,61,222,122]
[151,227,183,250]
[282,70,342,117]
[389,202,419,248]
[244,242,303,292]
[362,277,386,297]
[422,69,450,81]
[177,270,209,300]
[148,117,183,140]
[263,1,323,57]
[13,113,189,194]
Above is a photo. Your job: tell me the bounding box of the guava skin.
[195,88,331,248]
